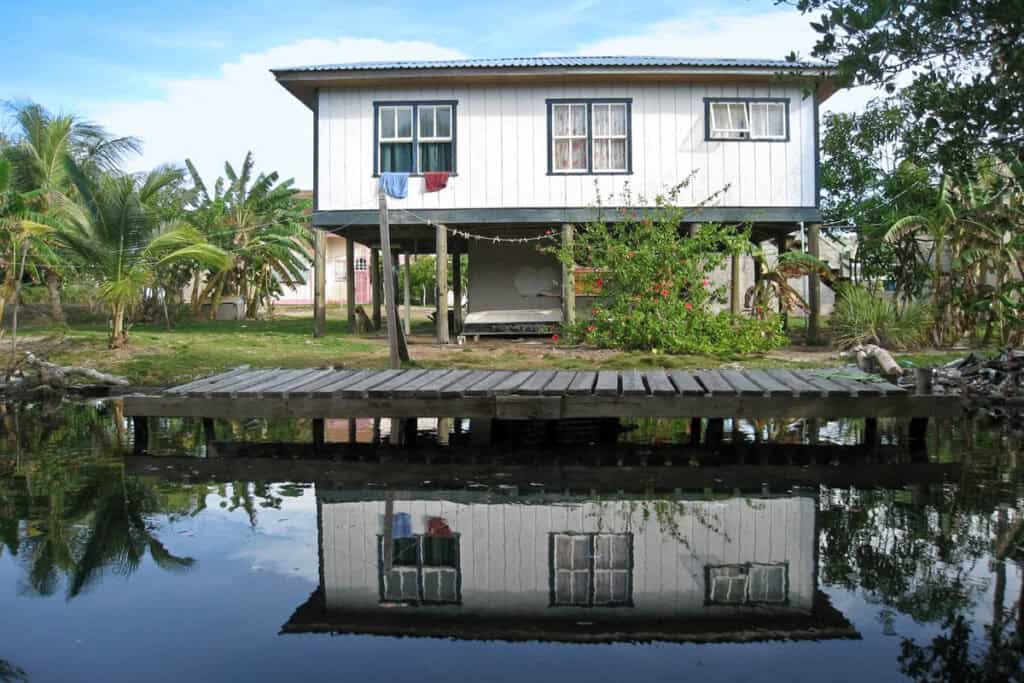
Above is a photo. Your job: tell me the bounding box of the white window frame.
[377,105,414,174]
[333,258,346,283]
[707,99,789,141]
[707,562,788,605]
[551,103,589,174]
[551,532,633,607]
[378,534,461,605]
[354,256,368,272]
[591,103,629,173]
[416,104,454,174]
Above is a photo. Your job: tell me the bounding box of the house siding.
[320,496,816,618]
[317,82,817,215]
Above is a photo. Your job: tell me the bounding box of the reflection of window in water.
[550,533,633,607]
[706,563,788,605]
[378,535,461,605]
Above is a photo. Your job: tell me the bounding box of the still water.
[1,402,1021,682]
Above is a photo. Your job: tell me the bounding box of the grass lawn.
[17,312,977,386]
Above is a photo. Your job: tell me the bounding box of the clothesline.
[394,208,558,244]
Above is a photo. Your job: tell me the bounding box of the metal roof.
[271,55,829,74]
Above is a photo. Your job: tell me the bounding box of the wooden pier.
[123,366,960,421]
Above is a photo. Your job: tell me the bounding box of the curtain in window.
[380,143,413,173]
[419,142,453,172]
[749,103,768,138]
[422,537,458,566]
[767,104,785,137]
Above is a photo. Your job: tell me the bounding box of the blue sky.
[2,0,870,188]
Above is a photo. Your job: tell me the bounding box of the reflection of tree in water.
[0,659,28,683]
[899,613,1023,682]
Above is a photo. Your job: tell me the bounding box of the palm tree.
[185,153,311,319]
[745,249,832,320]
[3,103,142,322]
[57,159,230,348]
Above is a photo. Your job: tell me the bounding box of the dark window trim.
[548,531,635,608]
[703,97,791,142]
[376,533,462,606]
[372,100,459,177]
[703,561,790,607]
[546,98,633,176]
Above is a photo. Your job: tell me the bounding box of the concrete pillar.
[371,248,382,330]
[313,229,326,338]
[730,251,742,315]
[561,224,575,327]
[345,237,356,328]
[807,222,821,344]
[435,224,450,344]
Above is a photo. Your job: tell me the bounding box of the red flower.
[627,250,636,258]
[702,279,710,287]
[545,228,553,235]
[660,288,670,297]
[684,302,693,311]
[596,278,604,289]
[551,334,560,342]
[587,324,596,333]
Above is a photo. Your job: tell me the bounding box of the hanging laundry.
[380,172,409,199]
[426,516,453,537]
[392,512,414,538]
[423,171,449,193]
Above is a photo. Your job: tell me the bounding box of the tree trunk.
[45,269,65,323]
[109,303,128,349]
[190,271,202,315]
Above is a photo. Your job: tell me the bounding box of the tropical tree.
[185,153,311,319]
[56,159,230,348]
[2,102,141,321]
[745,249,832,320]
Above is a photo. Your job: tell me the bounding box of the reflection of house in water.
[283,492,858,643]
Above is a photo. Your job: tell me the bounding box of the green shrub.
[831,285,933,349]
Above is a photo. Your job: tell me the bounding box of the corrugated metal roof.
[271,55,829,74]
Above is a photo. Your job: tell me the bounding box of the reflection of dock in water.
[281,491,859,644]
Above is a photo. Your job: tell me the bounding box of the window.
[550,533,633,606]
[378,534,461,605]
[354,256,368,272]
[333,258,346,283]
[548,99,632,175]
[706,563,788,605]
[375,101,457,175]
[706,99,789,141]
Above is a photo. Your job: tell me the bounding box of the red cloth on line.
[427,516,453,537]
[424,172,449,192]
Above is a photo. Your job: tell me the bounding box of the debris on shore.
[1,352,129,399]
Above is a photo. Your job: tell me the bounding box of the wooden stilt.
[452,251,462,336]
[312,418,325,450]
[730,251,742,315]
[864,417,879,452]
[371,248,382,330]
[705,418,724,449]
[402,252,412,336]
[909,418,929,458]
[313,229,326,338]
[202,418,218,458]
[807,222,822,344]
[561,223,576,327]
[347,418,357,445]
[689,417,702,446]
[436,224,450,344]
[775,233,788,329]
[377,190,408,366]
[346,237,356,329]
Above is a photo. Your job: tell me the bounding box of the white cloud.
[87,38,466,188]
[570,9,887,115]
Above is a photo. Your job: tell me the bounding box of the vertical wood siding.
[317,82,818,213]
[321,496,817,617]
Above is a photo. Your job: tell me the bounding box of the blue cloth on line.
[380,172,409,199]
[392,512,413,538]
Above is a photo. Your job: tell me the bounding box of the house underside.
[318,208,820,336]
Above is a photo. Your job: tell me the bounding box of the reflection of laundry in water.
[392,512,413,538]
[427,516,452,537]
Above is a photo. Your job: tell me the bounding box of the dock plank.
[644,370,676,396]
[518,370,557,395]
[466,371,513,396]
[284,370,352,396]
[369,369,430,397]
[742,370,794,396]
[620,370,647,396]
[719,370,767,396]
[417,369,469,397]
[440,371,494,397]
[568,371,597,395]
[308,369,373,396]
[340,369,407,397]
[765,370,825,396]
[793,370,856,396]
[205,370,280,397]
[694,370,738,395]
[257,369,335,397]
[668,371,705,395]
[168,366,251,394]
[493,371,537,394]
[236,369,322,397]
[542,371,577,396]
[594,371,620,396]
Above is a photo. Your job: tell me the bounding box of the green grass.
[15,313,983,386]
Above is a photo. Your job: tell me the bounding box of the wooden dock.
[123,367,960,420]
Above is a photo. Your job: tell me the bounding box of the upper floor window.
[550,532,633,606]
[375,101,457,175]
[378,533,461,605]
[706,98,789,141]
[705,562,788,605]
[548,99,632,175]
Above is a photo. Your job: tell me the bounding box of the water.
[1,402,1022,682]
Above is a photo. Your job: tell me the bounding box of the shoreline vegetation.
[9,308,970,387]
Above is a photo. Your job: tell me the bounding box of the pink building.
[276,233,372,306]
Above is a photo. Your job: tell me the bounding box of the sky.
[1,0,884,189]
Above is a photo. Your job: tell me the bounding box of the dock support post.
[312,418,325,451]
[378,189,408,366]
[346,238,356,329]
[909,369,933,458]
[202,418,218,458]
[313,229,326,338]
[436,224,450,344]
[730,251,742,315]
[347,418,357,445]
[452,251,462,336]
[402,252,412,337]
[864,417,879,452]
[705,418,724,450]
[807,222,822,344]
[775,234,788,329]
[561,224,576,327]
[689,418,702,446]
[371,249,382,330]
[131,416,148,456]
